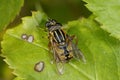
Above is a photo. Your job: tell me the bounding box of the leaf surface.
[83,0,120,40]
[1,11,120,80]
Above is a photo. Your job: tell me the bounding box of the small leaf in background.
[1,11,120,80]
[38,0,92,23]
[83,0,120,40]
[0,57,15,80]
[0,0,24,31]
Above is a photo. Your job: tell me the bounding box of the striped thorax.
[52,29,66,44]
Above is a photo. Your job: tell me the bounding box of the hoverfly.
[45,19,86,74]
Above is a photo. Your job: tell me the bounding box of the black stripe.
[53,29,65,43]
[60,30,66,40]
[53,30,60,43]
[62,46,70,60]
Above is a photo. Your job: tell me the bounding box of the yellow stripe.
[59,29,65,41]
[54,31,61,42]
[51,32,57,42]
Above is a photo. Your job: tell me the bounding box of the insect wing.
[71,43,86,63]
[51,43,65,74]
[56,58,65,75]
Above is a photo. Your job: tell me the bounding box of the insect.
[45,19,86,74]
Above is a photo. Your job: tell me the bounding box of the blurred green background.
[0,0,91,80]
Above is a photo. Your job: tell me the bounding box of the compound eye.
[51,19,57,23]
[45,22,50,28]
[45,19,57,27]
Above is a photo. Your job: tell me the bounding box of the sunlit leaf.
[83,0,120,40]
[1,11,120,80]
[67,16,120,80]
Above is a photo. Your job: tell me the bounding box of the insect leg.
[48,33,57,64]
[68,35,78,46]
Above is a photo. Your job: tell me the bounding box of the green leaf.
[13,77,23,80]
[67,16,120,80]
[0,0,24,31]
[83,0,120,40]
[1,11,120,80]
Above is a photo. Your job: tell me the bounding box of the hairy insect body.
[49,28,73,62]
